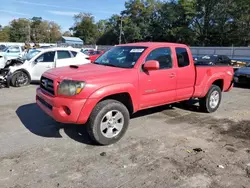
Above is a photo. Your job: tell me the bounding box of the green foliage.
[1,0,250,46]
[1,17,61,43]
[71,13,98,44]
[9,18,30,42]
[0,26,10,42]
[63,31,72,37]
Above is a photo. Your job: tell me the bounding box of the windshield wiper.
[103,64,118,67]
[93,62,118,67]
[93,62,102,65]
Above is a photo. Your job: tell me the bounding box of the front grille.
[40,76,55,95]
[37,96,52,110]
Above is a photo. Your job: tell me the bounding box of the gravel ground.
[0,85,250,188]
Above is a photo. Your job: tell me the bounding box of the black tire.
[199,85,222,113]
[87,99,130,145]
[11,71,30,87]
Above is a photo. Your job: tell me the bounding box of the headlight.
[58,80,85,96]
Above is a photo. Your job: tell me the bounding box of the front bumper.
[36,88,87,124]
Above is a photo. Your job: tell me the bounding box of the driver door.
[139,47,177,109]
[31,51,55,81]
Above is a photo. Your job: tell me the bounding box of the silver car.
[234,63,250,84]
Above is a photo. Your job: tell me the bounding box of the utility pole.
[119,17,122,44]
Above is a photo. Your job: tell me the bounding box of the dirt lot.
[0,85,250,188]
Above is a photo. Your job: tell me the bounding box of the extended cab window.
[57,51,72,59]
[36,51,55,63]
[146,48,172,69]
[176,48,190,67]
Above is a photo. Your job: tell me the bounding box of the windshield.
[94,46,147,68]
[198,55,216,61]
[3,47,8,52]
[25,50,41,60]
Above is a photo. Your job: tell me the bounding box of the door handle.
[169,73,176,78]
[46,65,52,68]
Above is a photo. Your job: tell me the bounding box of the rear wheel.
[87,99,130,145]
[199,85,222,113]
[11,71,30,87]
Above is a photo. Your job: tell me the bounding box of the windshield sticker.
[130,49,145,53]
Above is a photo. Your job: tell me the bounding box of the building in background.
[57,36,84,48]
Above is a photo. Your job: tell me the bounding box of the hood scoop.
[69,65,79,69]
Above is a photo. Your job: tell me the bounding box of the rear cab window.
[176,48,190,67]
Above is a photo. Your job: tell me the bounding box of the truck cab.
[36,42,233,145]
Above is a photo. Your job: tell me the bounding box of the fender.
[88,83,139,112]
[200,72,225,97]
[11,68,31,81]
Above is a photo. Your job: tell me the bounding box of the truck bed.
[193,65,233,98]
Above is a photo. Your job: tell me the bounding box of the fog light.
[63,106,71,115]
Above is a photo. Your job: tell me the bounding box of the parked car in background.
[88,50,105,63]
[8,47,90,87]
[0,45,24,62]
[234,63,250,85]
[81,48,95,54]
[0,45,6,52]
[195,55,232,66]
[36,42,233,145]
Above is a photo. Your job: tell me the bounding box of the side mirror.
[34,59,38,64]
[143,60,160,71]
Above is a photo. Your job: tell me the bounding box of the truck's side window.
[176,48,190,67]
[57,51,72,59]
[145,48,172,69]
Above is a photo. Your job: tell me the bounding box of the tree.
[30,17,43,43]
[48,21,61,43]
[9,18,30,42]
[71,13,98,44]
[63,31,72,37]
[0,26,10,41]
[96,15,121,45]
[121,0,163,42]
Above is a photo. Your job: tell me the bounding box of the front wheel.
[11,71,30,87]
[87,99,130,145]
[199,85,222,113]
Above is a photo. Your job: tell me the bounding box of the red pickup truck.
[36,42,233,145]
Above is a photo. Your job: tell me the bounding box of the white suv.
[9,47,90,87]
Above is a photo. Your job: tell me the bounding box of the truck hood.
[45,63,133,81]
[236,66,250,75]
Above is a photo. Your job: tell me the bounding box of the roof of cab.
[118,42,188,48]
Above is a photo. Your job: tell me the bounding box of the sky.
[0,0,127,31]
